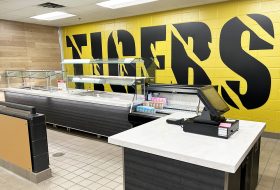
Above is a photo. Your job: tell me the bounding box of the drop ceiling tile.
[0,13,22,20]
[0,0,229,26]
[0,0,45,10]
[6,7,51,17]
[50,0,99,7]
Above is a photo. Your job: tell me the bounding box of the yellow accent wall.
[62,0,280,133]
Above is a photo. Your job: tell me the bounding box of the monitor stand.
[193,108,225,125]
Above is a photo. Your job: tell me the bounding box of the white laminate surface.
[1,88,134,108]
[109,112,265,173]
[0,92,4,101]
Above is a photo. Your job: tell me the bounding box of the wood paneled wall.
[0,20,61,72]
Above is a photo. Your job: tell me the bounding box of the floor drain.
[52,152,65,157]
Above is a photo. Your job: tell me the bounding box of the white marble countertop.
[2,88,133,108]
[109,112,265,173]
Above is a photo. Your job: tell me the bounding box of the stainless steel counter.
[2,88,137,108]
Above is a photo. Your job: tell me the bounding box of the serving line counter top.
[109,112,265,173]
[1,88,134,108]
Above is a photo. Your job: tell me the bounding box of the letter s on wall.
[220,14,273,109]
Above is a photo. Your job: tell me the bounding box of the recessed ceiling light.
[97,0,158,9]
[30,11,76,21]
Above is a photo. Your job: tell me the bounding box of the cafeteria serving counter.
[3,88,134,137]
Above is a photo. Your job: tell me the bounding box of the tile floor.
[257,137,280,190]
[0,128,279,190]
[0,128,123,190]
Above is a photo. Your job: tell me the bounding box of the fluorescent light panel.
[97,0,158,9]
[31,11,76,21]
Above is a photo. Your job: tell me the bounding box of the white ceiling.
[0,0,229,27]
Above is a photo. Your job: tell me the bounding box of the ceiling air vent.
[38,2,65,8]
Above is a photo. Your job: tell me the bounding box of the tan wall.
[0,19,61,72]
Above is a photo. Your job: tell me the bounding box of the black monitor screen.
[198,86,230,117]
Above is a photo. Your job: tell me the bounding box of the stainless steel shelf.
[5,70,63,79]
[62,58,147,65]
[67,75,152,86]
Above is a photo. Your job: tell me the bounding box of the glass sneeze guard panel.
[62,57,156,86]
[4,70,64,90]
[62,57,156,108]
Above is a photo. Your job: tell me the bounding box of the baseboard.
[262,132,280,139]
[0,158,52,183]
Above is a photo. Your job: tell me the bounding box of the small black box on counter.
[183,119,239,139]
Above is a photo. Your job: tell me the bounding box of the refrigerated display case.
[128,84,206,126]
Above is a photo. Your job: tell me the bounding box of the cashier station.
[129,85,239,139]
[127,85,260,190]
